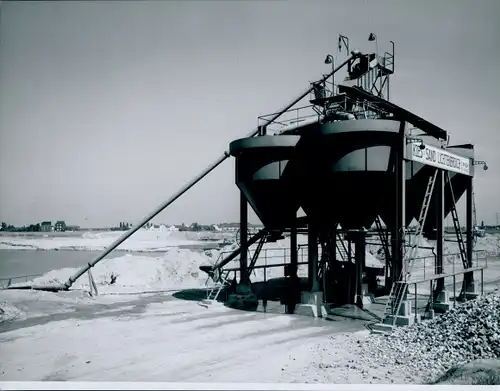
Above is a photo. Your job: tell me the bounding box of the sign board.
[408,142,471,176]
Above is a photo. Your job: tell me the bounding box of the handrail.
[0,273,43,281]
[0,273,43,289]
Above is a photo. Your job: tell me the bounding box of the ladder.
[446,173,471,299]
[383,169,438,326]
[201,269,232,305]
[336,231,351,261]
[374,215,392,267]
[446,172,468,269]
[242,233,267,282]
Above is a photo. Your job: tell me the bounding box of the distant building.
[54,220,67,232]
[66,225,80,232]
[40,221,52,232]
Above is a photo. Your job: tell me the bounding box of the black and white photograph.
[0,0,499,387]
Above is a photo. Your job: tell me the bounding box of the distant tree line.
[0,221,75,232]
[1,222,42,232]
[0,220,264,233]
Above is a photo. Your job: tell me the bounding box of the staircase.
[374,215,391,266]
[446,173,468,269]
[199,269,233,307]
[382,169,438,329]
[336,231,351,261]
[446,172,471,298]
[242,233,267,282]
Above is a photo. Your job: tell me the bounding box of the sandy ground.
[1,266,499,384]
[0,289,380,383]
[0,234,498,384]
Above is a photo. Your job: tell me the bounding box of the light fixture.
[368,33,379,58]
[473,160,488,171]
[324,54,333,64]
[406,137,425,149]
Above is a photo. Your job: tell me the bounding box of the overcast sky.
[1,0,499,227]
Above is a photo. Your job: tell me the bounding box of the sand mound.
[15,248,214,294]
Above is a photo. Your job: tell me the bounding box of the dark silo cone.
[229,135,301,229]
[295,119,402,230]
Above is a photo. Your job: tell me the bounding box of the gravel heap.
[353,290,500,382]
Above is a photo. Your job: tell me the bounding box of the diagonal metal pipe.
[17,51,362,292]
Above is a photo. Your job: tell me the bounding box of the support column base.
[294,291,328,318]
[358,283,375,306]
[226,284,258,311]
[433,290,451,313]
[464,281,480,300]
[375,300,420,331]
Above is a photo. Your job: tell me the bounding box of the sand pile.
[15,249,213,294]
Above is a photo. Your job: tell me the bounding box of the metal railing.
[210,241,489,285]
[216,245,313,267]
[382,52,394,72]
[258,104,320,135]
[0,273,42,289]
[402,250,488,283]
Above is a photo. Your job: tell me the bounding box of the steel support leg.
[287,220,299,314]
[391,122,406,288]
[435,170,445,293]
[240,192,249,285]
[464,176,474,290]
[308,224,320,292]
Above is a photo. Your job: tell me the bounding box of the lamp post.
[324,54,335,97]
[390,40,395,70]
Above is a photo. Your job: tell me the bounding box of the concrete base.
[383,313,420,326]
[380,300,419,328]
[359,284,376,306]
[464,282,480,300]
[226,290,259,311]
[433,290,452,313]
[294,291,328,318]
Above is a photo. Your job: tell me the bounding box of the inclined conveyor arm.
[11,51,362,292]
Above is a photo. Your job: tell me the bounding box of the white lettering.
[408,142,471,176]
